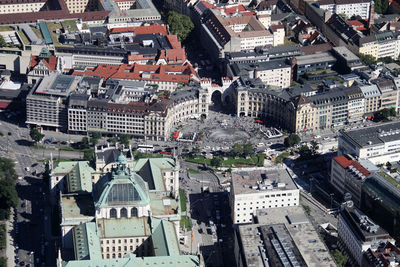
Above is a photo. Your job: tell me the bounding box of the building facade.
[230,168,300,224]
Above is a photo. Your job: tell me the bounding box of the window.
[110,208,117,218]
[131,207,138,217]
[120,207,128,218]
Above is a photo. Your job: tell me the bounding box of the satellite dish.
[346,200,354,208]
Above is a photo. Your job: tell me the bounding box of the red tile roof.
[72,63,197,84]
[333,155,353,168]
[333,155,371,179]
[30,56,57,71]
[134,24,167,35]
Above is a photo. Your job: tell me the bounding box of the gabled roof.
[30,55,58,71]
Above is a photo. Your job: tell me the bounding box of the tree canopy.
[210,157,222,168]
[119,134,131,147]
[374,108,396,122]
[167,11,194,42]
[358,53,377,66]
[0,157,18,220]
[29,128,44,143]
[284,134,301,147]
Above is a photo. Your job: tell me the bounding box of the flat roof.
[33,73,80,97]
[97,217,151,238]
[61,194,95,220]
[231,168,297,195]
[0,80,21,90]
[248,206,335,267]
[340,121,400,148]
[295,52,336,65]
[332,46,360,62]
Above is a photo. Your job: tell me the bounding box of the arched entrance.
[210,90,222,111]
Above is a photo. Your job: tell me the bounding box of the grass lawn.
[17,31,29,44]
[275,152,290,164]
[179,189,187,212]
[0,26,12,31]
[30,25,43,40]
[46,22,62,45]
[187,168,200,174]
[180,216,191,230]
[185,153,265,167]
[62,20,78,32]
[379,171,400,189]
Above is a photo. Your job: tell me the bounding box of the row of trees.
[0,158,18,220]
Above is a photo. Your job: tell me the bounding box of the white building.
[338,121,400,164]
[319,0,371,20]
[230,168,300,224]
[338,207,395,266]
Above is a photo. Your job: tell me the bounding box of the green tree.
[331,249,347,267]
[167,11,194,42]
[382,0,389,14]
[210,157,222,168]
[0,158,18,220]
[284,134,301,147]
[310,140,319,156]
[231,143,243,157]
[243,142,254,156]
[338,13,348,20]
[80,137,90,149]
[83,149,94,162]
[29,128,44,143]
[192,146,200,155]
[350,15,363,20]
[0,257,6,267]
[119,134,131,147]
[0,36,6,48]
[90,132,101,146]
[359,53,377,65]
[298,145,312,160]
[375,0,382,13]
[374,108,396,121]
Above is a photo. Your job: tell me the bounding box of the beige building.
[359,84,381,114]
[0,0,46,14]
[374,78,398,110]
[65,0,98,13]
[293,95,319,132]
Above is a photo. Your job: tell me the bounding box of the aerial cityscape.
[0,0,400,266]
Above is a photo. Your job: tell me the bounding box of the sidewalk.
[5,210,14,267]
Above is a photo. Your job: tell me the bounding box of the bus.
[137,144,154,153]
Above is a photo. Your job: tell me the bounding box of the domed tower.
[95,153,151,219]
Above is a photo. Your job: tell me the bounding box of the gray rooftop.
[33,73,80,97]
[332,46,360,62]
[340,121,400,148]
[295,52,336,65]
[231,168,297,195]
[238,207,335,267]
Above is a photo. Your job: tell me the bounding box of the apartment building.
[318,0,372,20]
[373,78,398,110]
[0,0,46,14]
[345,86,365,123]
[227,59,292,89]
[330,155,373,208]
[359,84,381,115]
[338,207,395,266]
[26,73,81,131]
[338,121,400,164]
[230,168,299,224]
